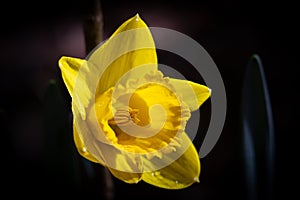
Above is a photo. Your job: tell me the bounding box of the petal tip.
[58,56,67,68]
[194,177,200,183]
[208,87,212,94]
[134,13,140,21]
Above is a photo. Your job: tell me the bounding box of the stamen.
[108,107,140,126]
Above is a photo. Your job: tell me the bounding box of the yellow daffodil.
[58,14,211,189]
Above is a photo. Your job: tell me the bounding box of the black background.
[0,0,297,199]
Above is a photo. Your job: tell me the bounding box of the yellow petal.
[108,168,142,184]
[110,13,152,38]
[74,115,144,176]
[170,78,211,111]
[58,56,85,97]
[87,14,158,95]
[94,143,145,175]
[141,133,200,189]
[73,123,100,164]
[94,87,118,144]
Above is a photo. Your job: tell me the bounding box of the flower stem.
[82,0,104,54]
[81,1,114,199]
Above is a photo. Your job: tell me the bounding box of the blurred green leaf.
[43,79,81,190]
[241,54,275,200]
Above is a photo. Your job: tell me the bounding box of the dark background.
[0,0,297,199]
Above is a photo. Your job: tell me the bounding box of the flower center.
[96,70,191,157]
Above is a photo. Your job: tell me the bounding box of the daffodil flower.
[58,14,211,189]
